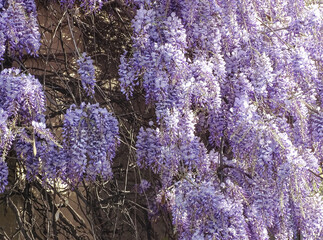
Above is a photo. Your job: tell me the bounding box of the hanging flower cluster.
[62,103,119,184]
[0,68,45,122]
[0,0,40,59]
[77,52,96,97]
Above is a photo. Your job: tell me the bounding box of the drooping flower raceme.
[171,178,252,240]
[0,68,45,122]
[0,161,8,193]
[77,52,96,97]
[0,108,9,152]
[0,0,40,59]
[0,109,9,192]
[62,103,119,184]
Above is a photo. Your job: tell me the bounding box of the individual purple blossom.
[0,3,7,59]
[15,139,41,181]
[207,106,228,147]
[80,0,107,12]
[289,99,311,147]
[244,204,270,240]
[310,111,323,149]
[0,107,15,164]
[15,132,65,185]
[32,120,58,145]
[136,179,150,194]
[136,108,208,189]
[64,129,88,183]
[291,47,318,81]
[0,29,5,60]
[23,0,37,13]
[118,52,139,98]
[0,0,5,9]
[120,7,192,106]
[0,161,8,193]
[77,53,96,97]
[249,52,274,96]
[59,0,108,12]
[0,108,8,149]
[85,105,119,180]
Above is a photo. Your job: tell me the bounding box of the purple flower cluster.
[14,133,66,185]
[0,161,8,193]
[0,108,9,151]
[170,178,252,240]
[136,127,162,172]
[136,109,208,188]
[0,0,40,59]
[0,68,45,123]
[62,103,119,184]
[310,111,323,154]
[77,52,96,97]
[15,138,42,181]
[0,28,5,60]
[119,6,191,107]
[0,65,67,191]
